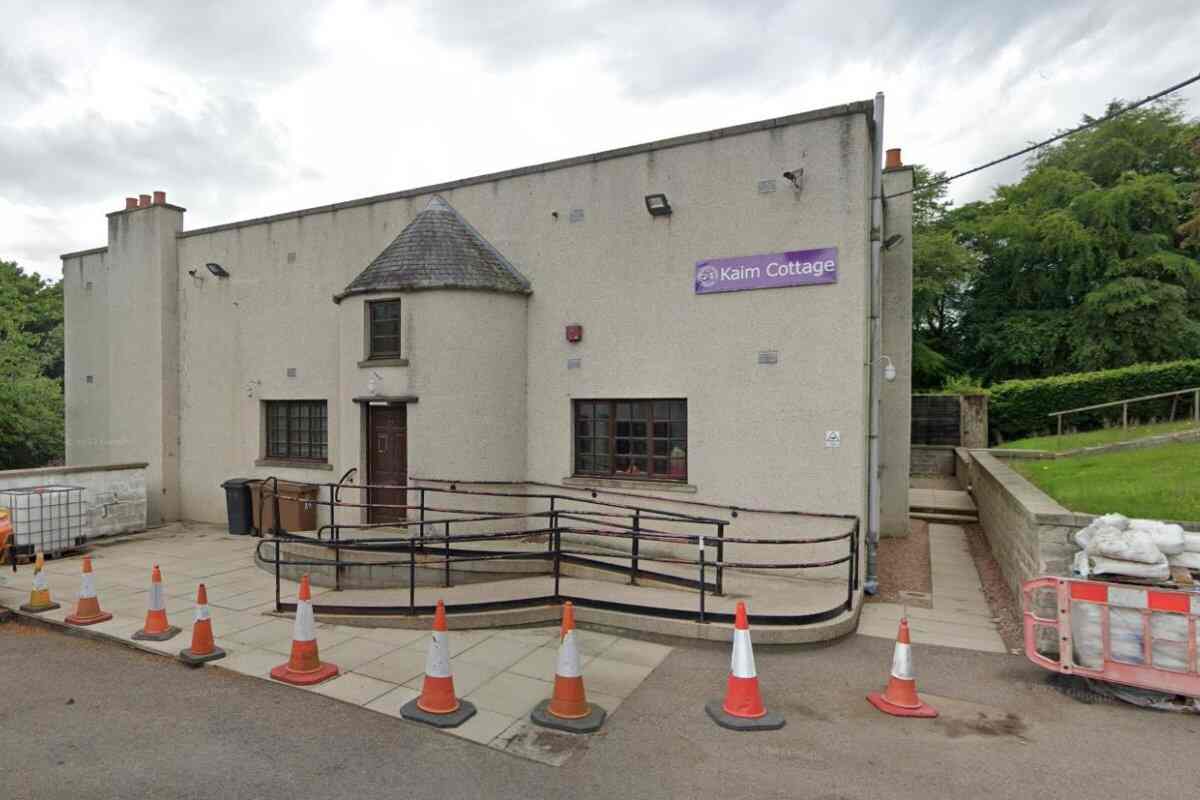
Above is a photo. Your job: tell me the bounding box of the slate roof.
[335,196,532,302]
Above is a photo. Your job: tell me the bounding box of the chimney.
[885,148,903,169]
[125,197,138,210]
[152,190,166,205]
[138,194,151,208]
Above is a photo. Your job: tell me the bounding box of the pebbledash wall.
[61,100,912,554]
[0,463,148,539]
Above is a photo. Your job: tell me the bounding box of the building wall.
[63,205,181,524]
[880,166,913,536]
[0,463,148,541]
[63,104,909,550]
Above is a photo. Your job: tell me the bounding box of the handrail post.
[548,497,556,554]
[630,510,640,586]
[698,535,706,624]
[1122,402,1128,432]
[1194,389,1198,425]
[847,524,856,610]
[715,522,725,596]
[444,520,451,588]
[273,535,281,612]
[419,487,426,545]
[553,510,561,598]
[330,485,341,592]
[409,539,416,615]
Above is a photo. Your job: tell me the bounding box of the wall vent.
[85,375,94,384]
[757,350,779,365]
[569,208,585,223]
[287,252,297,264]
[566,357,582,370]
[286,367,297,378]
[757,179,777,194]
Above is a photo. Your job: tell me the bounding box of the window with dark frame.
[367,300,402,358]
[265,400,328,462]
[574,399,687,481]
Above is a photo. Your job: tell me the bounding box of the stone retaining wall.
[0,463,148,541]
[911,445,956,475]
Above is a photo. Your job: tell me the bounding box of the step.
[910,511,979,524]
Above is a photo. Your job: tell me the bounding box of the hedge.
[989,359,1200,442]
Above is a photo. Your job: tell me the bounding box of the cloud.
[2,0,1199,281]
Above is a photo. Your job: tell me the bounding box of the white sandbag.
[1084,552,1170,580]
[1168,551,1200,570]
[1070,600,1103,669]
[1072,550,1090,578]
[1086,527,1164,564]
[1096,513,1130,531]
[1130,519,1185,556]
[1184,532,1200,554]
[1070,602,1188,672]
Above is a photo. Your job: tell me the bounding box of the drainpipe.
[865,91,885,595]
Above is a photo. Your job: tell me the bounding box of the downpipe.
[865,91,885,595]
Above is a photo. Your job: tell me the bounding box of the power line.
[885,70,1200,200]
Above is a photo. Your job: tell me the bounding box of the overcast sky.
[4,0,1198,281]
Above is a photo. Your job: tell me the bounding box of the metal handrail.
[1048,386,1200,439]
[256,480,860,626]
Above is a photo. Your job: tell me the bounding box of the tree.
[952,99,1200,383]
[908,164,977,389]
[0,260,64,469]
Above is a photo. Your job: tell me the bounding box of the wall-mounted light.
[206,262,230,278]
[884,234,904,251]
[876,355,897,382]
[782,168,804,191]
[644,193,672,217]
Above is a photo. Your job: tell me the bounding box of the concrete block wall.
[0,463,148,542]
[910,445,956,475]
[968,451,1079,600]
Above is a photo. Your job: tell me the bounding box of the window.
[367,300,401,358]
[574,399,687,481]
[265,401,328,462]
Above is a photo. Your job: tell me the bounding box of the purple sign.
[694,247,838,294]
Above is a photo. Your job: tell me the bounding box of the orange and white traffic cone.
[65,555,113,626]
[132,564,181,641]
[867,617,937,718]
[20,550,60,613]
[531,601,606,732]
[179,584,226,665]
[705,602,785,731]
[270,574,338,686]
[400,600,477,727]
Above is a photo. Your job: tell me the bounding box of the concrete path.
[5,616,1196,800]
[859,522,1007,653]
[0,528,671,767]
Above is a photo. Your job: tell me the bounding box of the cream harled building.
[61,98,913,623]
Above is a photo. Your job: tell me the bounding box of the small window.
[573,399,687,481]
[367,300,402,358]
[265,400,328,462]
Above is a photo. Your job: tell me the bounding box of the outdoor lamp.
[206,262,230,278]
[880,355,897,382]
[644,193,672,217]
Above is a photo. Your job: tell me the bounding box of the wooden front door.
[367,405,407,523]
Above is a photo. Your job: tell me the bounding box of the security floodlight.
[644,193,672,217]
[206,262,230,278]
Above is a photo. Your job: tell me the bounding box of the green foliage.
[0,259,64,469]
[989,358,1200,442]
[920,99,1200,384]
[940,374,986,396]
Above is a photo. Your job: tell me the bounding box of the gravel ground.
[866,519,933,607]
[962,522,1024,652]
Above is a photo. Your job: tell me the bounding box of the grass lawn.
[999,419,1198,452]
[1011,440,1200,521]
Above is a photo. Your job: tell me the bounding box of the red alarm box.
[565,324,583,343]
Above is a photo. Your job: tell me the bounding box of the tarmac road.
[2,617,1197,800]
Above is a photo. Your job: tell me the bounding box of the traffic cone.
[64,555,113,626]
[179,584,226,665]
[132,564,181,641]
[531,601,606,733]
[20,551,60,612]
[867,617,937,718]
[400,600,477,728]
[270,575,338,686]
[705,602,785,731]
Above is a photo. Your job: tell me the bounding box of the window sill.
[358,357,409,368]
[254,459,334,471]
[562,476,697,494]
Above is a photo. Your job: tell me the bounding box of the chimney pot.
[138,194,151,208]
[152,190,166,205]
[125,197,138,210]
[885,148,903,169]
